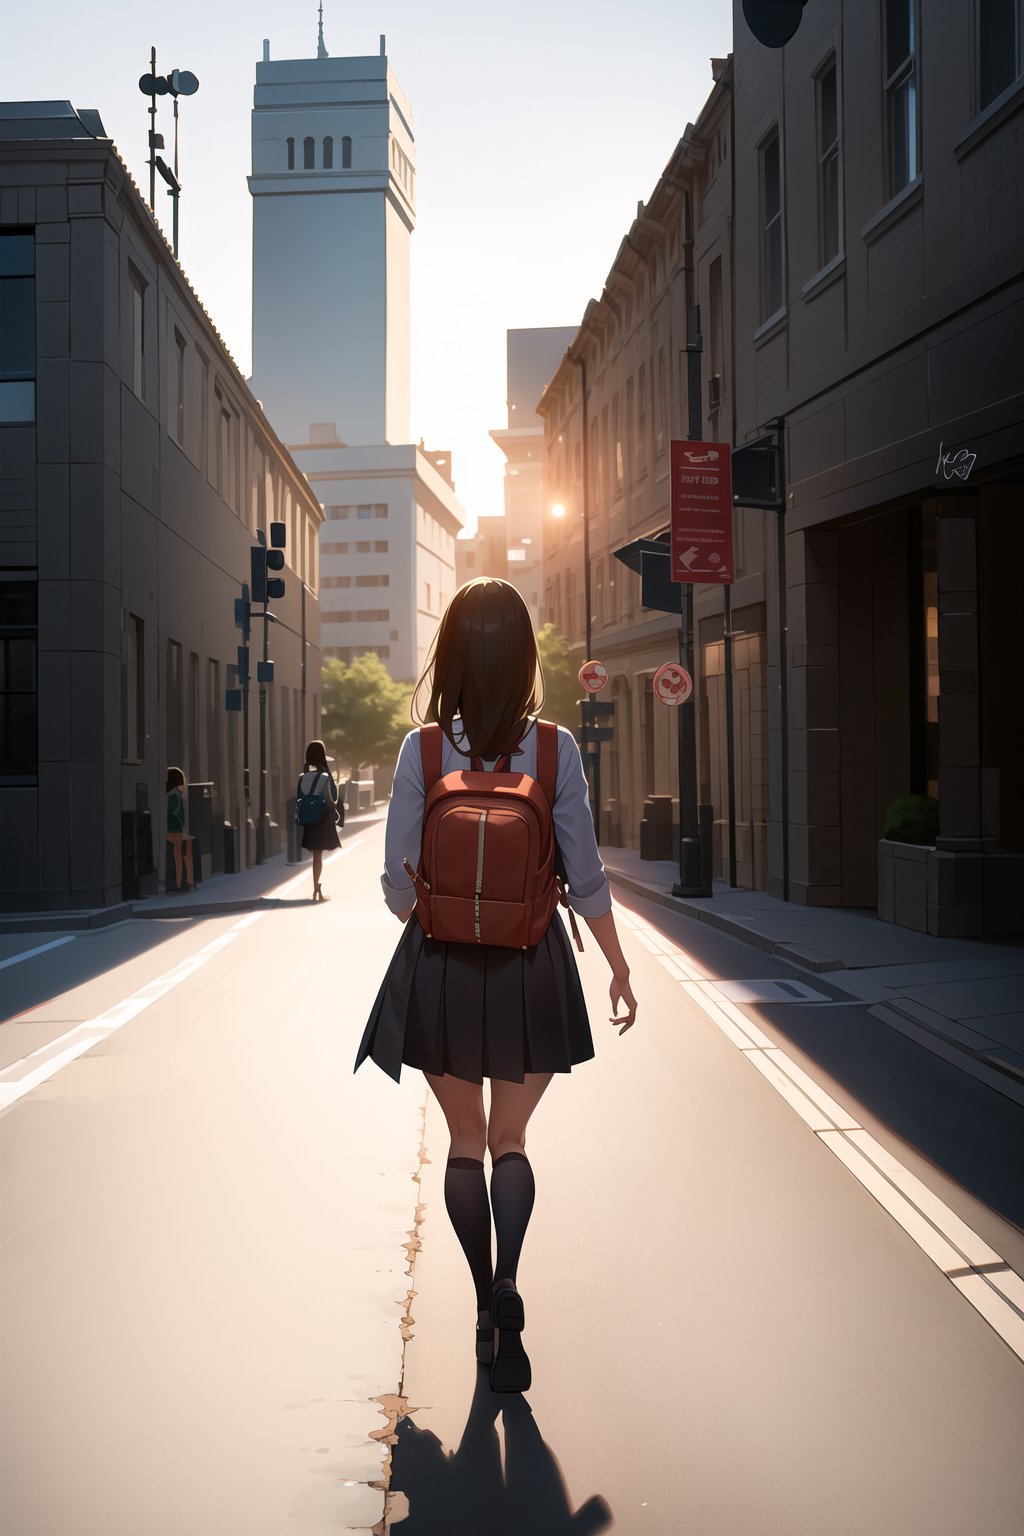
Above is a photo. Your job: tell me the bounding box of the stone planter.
[877,838,931,932]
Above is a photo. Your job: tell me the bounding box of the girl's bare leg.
[312,849,323,895]
[184,839,194,888]
[425,1071,491,1322]
[169,835,182,889]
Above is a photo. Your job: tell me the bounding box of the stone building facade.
[0,103,323,912]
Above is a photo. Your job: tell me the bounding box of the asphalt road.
[1,817,1022,1534]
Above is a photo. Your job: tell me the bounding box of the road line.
[0,935,76,971]
[0,839,367,1117]
[623,905,1024,1365]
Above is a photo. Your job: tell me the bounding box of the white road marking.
[623,905,1024,1364]
[0,934,76,971]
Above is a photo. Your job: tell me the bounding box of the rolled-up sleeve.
[381,729,424,913]
[552,728,612,918]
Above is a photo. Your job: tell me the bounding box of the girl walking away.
[354,579,638,1393]
[298,739,341,902]
[165,767,194,891]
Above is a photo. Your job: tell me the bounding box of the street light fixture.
[138,50,200,259]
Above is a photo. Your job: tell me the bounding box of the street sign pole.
[674,581,703,895]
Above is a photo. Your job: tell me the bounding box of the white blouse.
[381,715,612,919]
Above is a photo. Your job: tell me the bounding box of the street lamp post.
[565,345,602,839]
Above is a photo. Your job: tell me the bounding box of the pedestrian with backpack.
[296,739,342,903]
[354,579,638,1393]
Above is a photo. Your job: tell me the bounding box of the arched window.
[323,136,333,169]
[303,136,315,170]
[286,137,295,170]
[341,135,352,169]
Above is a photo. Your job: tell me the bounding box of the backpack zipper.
[474,811,486,940]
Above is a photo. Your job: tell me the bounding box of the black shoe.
[475,1314,494,1366]
[489,1278,531,1393]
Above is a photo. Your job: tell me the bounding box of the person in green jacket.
[165,766,195,891]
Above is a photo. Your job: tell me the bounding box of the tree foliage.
[535,623,582,731]
[320,655,415,771]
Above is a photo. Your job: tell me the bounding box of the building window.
[759,128,783,320]
[980,0,1023,108]
[121,611,145,763]
[0,232,35,423]
[657,347,667,448]
[207,657,222,791]
[356,610,389,622]
[816,57,841,265]
[342,135,352,168]
[129,262,146,400]
[390,629,400,641]
[188,651,200,780]
[637,365,647,474]
[287,137,295,170]
[884,0,918,195]
[624,376,634,485]
[356,540,371,553]
[214,386,237,508]
[375,540,388,552]
[0,576,37,780]
[166,640,183,767]
[323,136,334,169]
[333,611,353,623]
[173,328,186,445]
[198,349,210,477]
[303,136,315,169]
[357,505,373,520]
[355,574,389,587]
[709,256,724,412]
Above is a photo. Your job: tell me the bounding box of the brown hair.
[164,766,186,794]
[304,740,331,774]
[411,579,545,757]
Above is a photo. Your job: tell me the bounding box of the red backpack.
[402,720,583,951]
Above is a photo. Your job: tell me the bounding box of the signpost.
[670,440,734,583]
[577,660,611,838]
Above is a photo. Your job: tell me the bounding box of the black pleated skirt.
[354,908,596,1085]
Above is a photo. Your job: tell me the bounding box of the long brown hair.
[411,579,545,757]
[304,740,331,774]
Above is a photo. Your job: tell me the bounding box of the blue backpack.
[295,770,329,825]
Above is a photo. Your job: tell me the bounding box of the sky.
[3,0,733,534]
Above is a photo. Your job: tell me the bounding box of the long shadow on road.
[389,1367,613,1534]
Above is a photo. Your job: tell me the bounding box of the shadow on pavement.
[389,1367,613,1534]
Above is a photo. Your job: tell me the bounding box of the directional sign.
[670,440,735,584]
[581,698,614,723]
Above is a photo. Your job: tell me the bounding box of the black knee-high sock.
[443,1157,494,1312]
[490,1151,536,1286]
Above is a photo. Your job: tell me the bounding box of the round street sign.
[578,660,609,694]
[653,662,692,705]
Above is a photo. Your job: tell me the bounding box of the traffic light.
[251,522,287,605]
[267,519,286,600]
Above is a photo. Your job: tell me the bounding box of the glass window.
[323,136,334,169]
[0,233,36,423]
[303,136,315,170]
[980,0,1022,109]
[884,0,918,194]
[759,129,783,318]
[817,58,840,265]
[287,137,295,170]
[121,611,145,763]
[173,329,186,445]
[129,263,146,400]
[342,135,352,169]
[0,576,38,779]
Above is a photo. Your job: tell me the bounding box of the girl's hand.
[397,907,414,922]
[609,972,637,1034]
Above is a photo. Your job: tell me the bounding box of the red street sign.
[670,440,734,583]
[653,662,693,705]
[578,660,609,694]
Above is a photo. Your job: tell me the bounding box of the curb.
[605,868,846,973]
[0,903,134,935]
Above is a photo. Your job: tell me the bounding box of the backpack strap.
[535,720,558,809]
[419,724,444,794]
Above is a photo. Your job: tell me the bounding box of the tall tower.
[248,22,415,446]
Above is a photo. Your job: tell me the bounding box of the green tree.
[320,654,414,773]
[535,623,581,730]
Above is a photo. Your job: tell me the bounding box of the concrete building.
[455,512,509,590]
[248,25,464,681]
[490,327,576,626]
[541,1,1024,939]
[0,102,324,912]
[538,62,746,868]
[730,0,1023,936]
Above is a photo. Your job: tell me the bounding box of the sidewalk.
[0,807,386,934]
[602,846,1024,1096]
